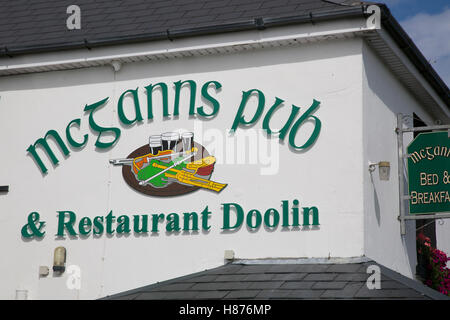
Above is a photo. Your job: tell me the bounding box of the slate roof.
[0,0,447,107]
[0,0,360,54]
[103,259,450,300]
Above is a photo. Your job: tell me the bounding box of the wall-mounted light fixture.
[369,161,391,181]
[53,247,66,273]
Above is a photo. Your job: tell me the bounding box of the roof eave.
[0,7,365,57]
[377,4,449,110]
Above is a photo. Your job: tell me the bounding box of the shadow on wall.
[362,42,423,278]
[369,172,381,226]
[0,38,361,91]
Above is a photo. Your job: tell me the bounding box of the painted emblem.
[110,131,227,197]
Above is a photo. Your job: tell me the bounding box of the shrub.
[417,232,450,296]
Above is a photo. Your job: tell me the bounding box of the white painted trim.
[0,17,447,120]
[375,28,449,119]
[0,18,369,75]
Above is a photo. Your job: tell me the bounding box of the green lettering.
[166,213,180,232]
[117,88,143,125]
[27,130,70,174]
[145,82,169,118]
[93,216,104,235]
[303,206,320,226]
[65,118,88,148]
[264,208,280,228]
[151,214,165,233]
[201,206,212,231]
[262,98,300,140]
[198,81,221,117]
[78,217,92,235]
[230,89,265,132]
[105,210,116,234]
[117,215,130,234]
[84,97,121,149]
[222,203,244,230]
[133,215,148,233]
[183,212,199,231]
[289,99,321,150]
[246,209,262,229]
[173,80,197,116]
[56,211,77,236]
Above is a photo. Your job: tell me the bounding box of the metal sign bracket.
[395,113,450,235]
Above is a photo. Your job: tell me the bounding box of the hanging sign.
[407,131,450,214]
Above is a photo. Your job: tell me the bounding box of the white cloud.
[400,9,450,86]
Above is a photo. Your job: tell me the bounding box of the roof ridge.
[232,256,372,265]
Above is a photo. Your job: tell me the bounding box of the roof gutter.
[0,7,365,57]
[0,3,447,109]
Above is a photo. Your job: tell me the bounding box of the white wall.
[362,40,450,277]
[0,37,367,299]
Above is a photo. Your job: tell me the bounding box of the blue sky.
[381,0,450,86]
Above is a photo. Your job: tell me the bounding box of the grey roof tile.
[303,273,338,282]
[162,291,200,299]
[280,281,315,290]
[224,290,261,299]
[335,273,369,282]
[248,281,284,290]
[268,264,303,273]
[321,283,364,299]
[271,273,307,281]
[235,265,273,274]
[153,282,195,291]
[311,281,348,290]
[0,0,353,53]
[134,291,168,299]
[287,289,325,299]
[256,289,295,299]
[194,290,229,299]
[380,280,416,290]
[187,275,219,283]
[243,273,276,281]
[203,1,232,10]
[103,259,448,300]
[293,264,331,273]
[214,274,248,282]
[191,281,252,291]
[327,263,363,273]
[204,264,244,274]
[354,286,426,299]
[108,292,141,300]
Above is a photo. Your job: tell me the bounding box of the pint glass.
[149,135,162,155]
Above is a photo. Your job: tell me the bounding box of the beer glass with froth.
[161,132,180,160]
[149,135,162,155]
[181,132,194,153]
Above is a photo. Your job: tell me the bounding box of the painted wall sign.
[25,80,322,175]
[20,199,320,238]
[111,131,227,197]
[407,131,450,214]
[20,79,324,239]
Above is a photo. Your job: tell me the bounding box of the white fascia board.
[0,17,368,75]
[372,28,449,120]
